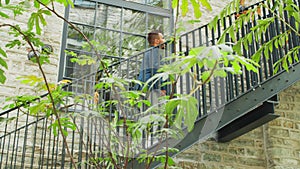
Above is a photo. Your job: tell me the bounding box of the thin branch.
[189,60,219,96]
[0,23,78,168]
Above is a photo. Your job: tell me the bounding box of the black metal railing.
[0,0,299,168]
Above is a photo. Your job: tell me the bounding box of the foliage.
[0,0,299,169]
[173,0,212,18]
[211,0,300,73]
[0,47,7,84]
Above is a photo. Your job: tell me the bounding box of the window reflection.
[122,34,146,56]
[94,29,121,56]
[124,0,170,8]
[61,0,173,79]
[123,9,146,35]
[69,3,95,24]
[65,52,96,79]
[96,4,121,30]
[148,14,171,36]
[67,24,94,50]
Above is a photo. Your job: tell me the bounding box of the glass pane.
[96,4,121,30]
[94,29,121,56]
[73,0,96,8]
[123,9,146,35]
[67,24,94,50]
[69,2,95,25]
[124,0,170,9]
[148,14,171,37]
[121,34,146,57]
[145,0,170,8]
[65,53,96,79]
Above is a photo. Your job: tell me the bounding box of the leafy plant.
[0,0,298,169]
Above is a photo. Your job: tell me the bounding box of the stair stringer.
[130,63,300,169]
[216,63,300,133]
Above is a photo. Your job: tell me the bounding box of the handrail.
[0,0,299,168]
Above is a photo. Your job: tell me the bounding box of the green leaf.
[38,13,47,26]
[172,0,178,9]
[214,69,227,77]
[0,47,7,57]
[0,57,8,69]
[35,15,41,35]
[29,103,45,115]
[189,46,205,56]
[42,9,51,16]
[0,69,6,84]
[229,27,236,42]
[199,0,212,11]
[168,100,181,126]
[252,49,262,62]
[201,71,210,82]
[190,0,202,18]
[167,157,176,166]
[5,39,21,48]
[268,42,273,53]
[28,13,35,31]
[243,38,248,51]
[56,0,74,7]
[209,15,218,31]
[247,33,253,45]
[231,61,242,72]
[183,96,198,132]
[0,11,9,18]
[17,75,44,86]
[181,0,188,17]
[274,39,279,48]
[232,41,242,55]
[34,0,40,8]
[288,55,293,65]
[264,47,269,59]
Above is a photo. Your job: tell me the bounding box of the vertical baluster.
[38,118,47,169]
[9,108,20,168]
[179,36,184,97]
[185,34,191,95]
[246,8,259,87]
[1,110,9,167]
[221,16,229,102]
[196,27,202,116]
[202,25,209,115]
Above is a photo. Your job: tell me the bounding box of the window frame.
[58,0,173,81]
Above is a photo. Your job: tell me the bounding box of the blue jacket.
[135,47,165,91]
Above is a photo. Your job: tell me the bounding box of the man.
[135,30,167,96]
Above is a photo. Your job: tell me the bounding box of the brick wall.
[175,81,300,169]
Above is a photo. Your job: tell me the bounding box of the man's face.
[156,33,165,49]
[157,33,165,44]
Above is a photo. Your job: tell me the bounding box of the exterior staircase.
[0,0,299,168]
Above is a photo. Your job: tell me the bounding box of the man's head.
[147,30,165,47]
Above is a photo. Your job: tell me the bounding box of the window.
[58,0,173,80]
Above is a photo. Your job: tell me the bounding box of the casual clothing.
[135,47,166,91]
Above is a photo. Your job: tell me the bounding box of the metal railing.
[0,0,299,168]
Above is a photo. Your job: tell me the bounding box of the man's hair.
[147,30,162,46]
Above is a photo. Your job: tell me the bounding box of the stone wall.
[0,2,64,106]
[175,81,300,169]
[1,1,299,169]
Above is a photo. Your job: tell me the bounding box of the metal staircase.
[0,0,299,168]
